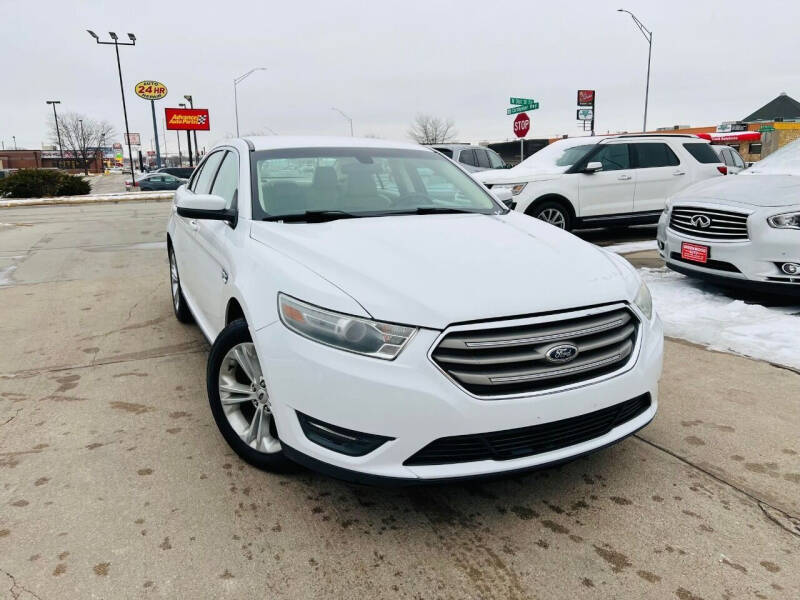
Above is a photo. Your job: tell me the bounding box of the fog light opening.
[780,262,800,275]
[296,412,394,456]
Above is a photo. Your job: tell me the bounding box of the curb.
[0,192,174,208]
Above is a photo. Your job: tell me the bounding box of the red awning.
[696,132,761,143]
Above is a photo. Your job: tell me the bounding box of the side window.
[475,149,491,168]
[632,143,680,168]
[191,151,224,194]
[732,150,746,169]
[459,149,477,167]
[210,151,239,209]
[487,150,505,169]
[591,144,631,171]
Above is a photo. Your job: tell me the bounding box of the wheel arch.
[225,296,247,326]
[524,194,576,221]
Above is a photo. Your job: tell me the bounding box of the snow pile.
[603,240,658,254]
[640,267,800,370]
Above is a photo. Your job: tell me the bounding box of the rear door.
[681,142,724,184]
[457,149,479,172]
[577,143,635,216]
[630,142,684,213]
[474,148,491,171]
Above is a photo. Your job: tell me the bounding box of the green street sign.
[759,125,775,132]
[510,97,535,106]
[507,103,538,115]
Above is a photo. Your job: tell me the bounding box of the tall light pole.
[179,102,192,167]
[46,100,64,168]
[331,107,354,136]
[12,136,17,150]
[87,30,137,184]
[617,9,652,133]
[184,95,199,162]
[234,67,267,137]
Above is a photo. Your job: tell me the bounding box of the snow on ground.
[603,240,658,254]
[640,267,800,370]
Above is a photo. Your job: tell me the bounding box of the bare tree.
[50,112,115,174]
[407,114,457,145]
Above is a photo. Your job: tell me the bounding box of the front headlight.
[278,294,416,360]
[493,183,527,196]
[767,211,800,230]
[633,281,653,320]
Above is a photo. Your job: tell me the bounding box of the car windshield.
[251,147,501,221]
[742,138,800,176]
[514,140,596,172]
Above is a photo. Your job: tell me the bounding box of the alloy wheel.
[538,208,566,229]
[169,250,180,311]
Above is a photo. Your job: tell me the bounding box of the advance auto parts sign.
[165,108,211,131]
[134,80,168,101]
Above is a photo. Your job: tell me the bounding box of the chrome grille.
[669,206,749,240]
[431,306,639,397]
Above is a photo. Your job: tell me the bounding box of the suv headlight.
[767,211,800,230]
[278,294,416,360]
[633,281,653,320]
[493,183,527,196]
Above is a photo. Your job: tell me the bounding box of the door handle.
[221,269,229,284]
[617,174,632,180]
[190,219,199,231]
[672,171,686,176]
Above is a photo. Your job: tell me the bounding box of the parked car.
[126,172,187,191]
[157,166,195,179]
[657,138,800,296]
[475,134,726,231]
[710,144,747,174]
[432,144,509,172]
[166,136,663,483]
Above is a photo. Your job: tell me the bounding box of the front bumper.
[657,204,800,295]
[254,307,664,482]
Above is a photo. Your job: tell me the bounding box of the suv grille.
[669,206,749,240]
[431,306,639,397]
[404,393,651,466]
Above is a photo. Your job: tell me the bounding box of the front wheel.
[529,201,572,231]
[168,245,194,323]
[206,319,293,472]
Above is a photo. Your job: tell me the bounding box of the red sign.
[577,90,595,106]
[165,108,211,131]
[513,113,530,138]
[696,132,760,143]
[681,242,709,264]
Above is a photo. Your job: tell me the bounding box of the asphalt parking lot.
[1,201,798,599]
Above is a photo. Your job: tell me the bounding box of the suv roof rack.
[609,133,701,139]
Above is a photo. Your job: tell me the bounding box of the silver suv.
[432,144,508,172]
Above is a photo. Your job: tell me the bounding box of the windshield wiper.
[388,207,481,216]
[262,210,363,223]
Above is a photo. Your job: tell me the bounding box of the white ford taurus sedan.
[658,138,800,296]
[166,137,663,484]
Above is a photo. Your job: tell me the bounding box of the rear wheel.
[168,245,194,323]
[528,200,572,231]
[207,319,293,472]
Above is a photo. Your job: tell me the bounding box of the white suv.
[166,136,663,484]
[475,134,725,231]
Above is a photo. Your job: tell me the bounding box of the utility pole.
[617,9,653,133]
[179,102,192,167]
[12,136,17,150]
[87,30,137,183]
[46,100,64,168]
[184,95,199,162]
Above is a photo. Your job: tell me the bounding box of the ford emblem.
[545,344,579,364]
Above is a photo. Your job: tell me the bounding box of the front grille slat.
[431,306,639,397]
[669,205,749,240]
[404,393,652,466]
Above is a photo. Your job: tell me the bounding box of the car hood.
[672,174,800,208]
[250,213,634,329]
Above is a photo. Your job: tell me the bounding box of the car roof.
[239,136,431,152]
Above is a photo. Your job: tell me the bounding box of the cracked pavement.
[0,202,798,599]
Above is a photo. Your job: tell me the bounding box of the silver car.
[432,144,508,172]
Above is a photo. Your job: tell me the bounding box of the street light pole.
[179,102,192,168]
[184,95,199,162]
[46,100,64,168]
[12,136,17,150]
[87,30,137,184]
[331,107,354,136]
[617,9,652,133]
[233,67,267,137]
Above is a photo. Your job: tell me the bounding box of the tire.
[206,319,293,472]
[168,245,194,324]
[528,200,572,231]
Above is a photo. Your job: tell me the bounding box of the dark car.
[126,173,187,192]
[157,167,195,179]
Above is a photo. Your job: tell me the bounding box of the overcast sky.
[2,0,798,152]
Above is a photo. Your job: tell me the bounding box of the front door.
[577,143,635,217]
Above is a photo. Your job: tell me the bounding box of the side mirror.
[583,161,603,174]
[176,190,236,225]
[491,187,514,208]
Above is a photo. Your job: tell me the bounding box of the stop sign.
[513,113,530,138]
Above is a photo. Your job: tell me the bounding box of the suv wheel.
[168,245,194,323]
[207,319,293,472]
[529,200,572,231]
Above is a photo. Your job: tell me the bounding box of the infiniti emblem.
[545,344,579,364]
[690,214,711,228]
